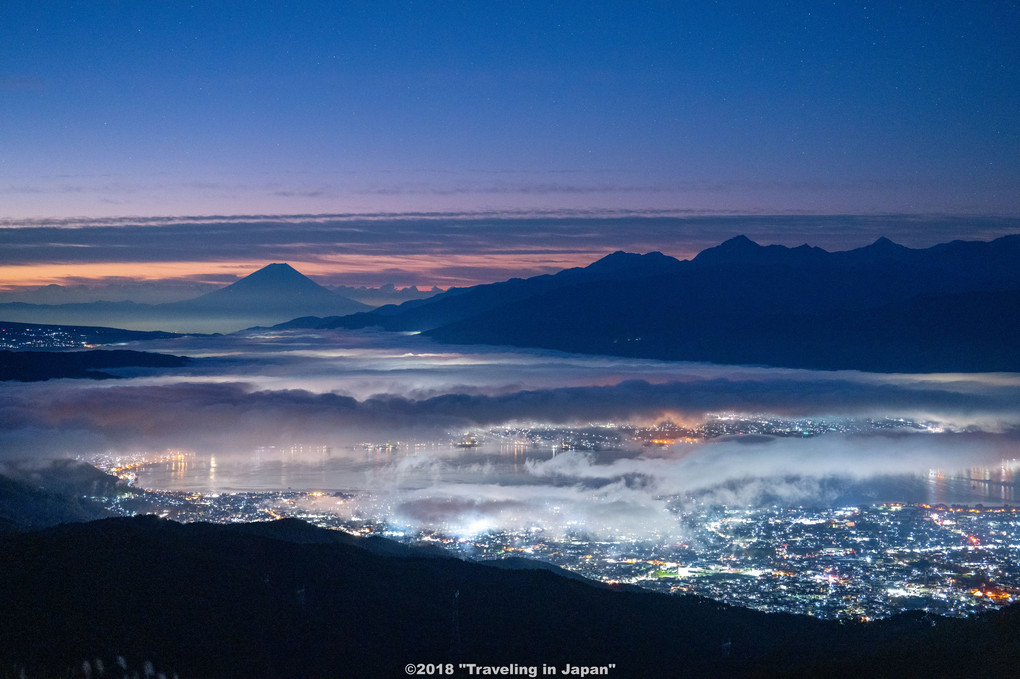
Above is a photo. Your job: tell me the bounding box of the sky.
[1,1,1019,292]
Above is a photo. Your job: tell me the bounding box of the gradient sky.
[1,1,1019,291]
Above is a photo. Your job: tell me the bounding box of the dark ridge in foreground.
[2,516,1018,678]
[0,461,116,534]
[0,349,189,381]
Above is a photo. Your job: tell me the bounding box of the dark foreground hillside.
[2,516,1019,678]
[0,349,188,381]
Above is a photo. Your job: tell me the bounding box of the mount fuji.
[0,263,371,333]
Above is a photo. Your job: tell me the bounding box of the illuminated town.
[0,324,95,350]
[89,485,1020,622]
[85,415,1020,624]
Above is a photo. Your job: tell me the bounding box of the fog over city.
[282,430,1016,542]
[4,329,1017,542]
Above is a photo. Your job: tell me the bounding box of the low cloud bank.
[2,376,1018,459]
[293,431,1016,541]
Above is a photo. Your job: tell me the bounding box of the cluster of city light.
[81,410,1015,623]
[90,477,1020,622]
[0,325,93,349]
[87,451,194,483]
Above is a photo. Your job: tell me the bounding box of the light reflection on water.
[134,443,1017,506]
[923,463,1017,505]
[807,468,1018,507]
[135,442,590,493]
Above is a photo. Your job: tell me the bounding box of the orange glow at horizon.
[0,251,619,291]
[0,261,272,291]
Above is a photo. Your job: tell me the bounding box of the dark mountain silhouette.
[276,250,686,332]
[0,349,188,381]
[0,476,111,535]
[279,234,1020,372]
[175,262,362,312]
[0,263,372,333]
[0,320,183,345]
[3,515,1019,678]
[0,460,119,532]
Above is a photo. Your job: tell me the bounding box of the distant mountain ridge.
[0,320,182,345]
[278,234,1020,372]
[0,263,371,333]
[277,249,688,332]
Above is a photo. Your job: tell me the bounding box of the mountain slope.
[177,262,366,313]
[3,516,1018,678]
[280,234,1020,372]
[275,250,685,331]
[285,234,1020,331]
[0,461,116,532]
[429,284,1020,372]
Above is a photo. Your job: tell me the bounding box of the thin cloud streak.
[3,373,1017,459]
[1,214,1017,289]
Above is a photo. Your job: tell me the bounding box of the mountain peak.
[864,236,906,251]
[217,263,325,295]
[584,251,681,276]
[702,235,763,255]
[842,237,911,262]
[691,235,764,265]
[240,262,308,282]
[692,235,836,268]
[589,250,654,266]
[223,262,327,290]
[720,234,761,249]
[190,263,369,314]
